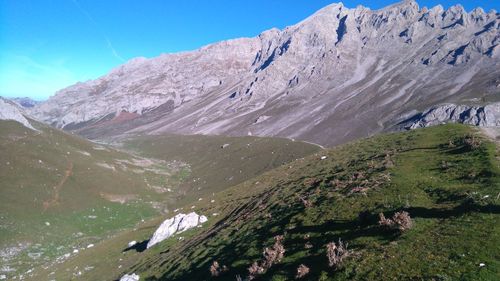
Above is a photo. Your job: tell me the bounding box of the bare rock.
[147,212,208,249]
[28,1,500,146]
[0,98,36,130]
[120,273,140,281]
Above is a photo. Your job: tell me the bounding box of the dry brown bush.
[210,261,220,277]
[248,262,265,280]
[299,195,313,208]
[210,260,228,277]
[379,211,413,232]
[326,239,349,268]
[248,235,286,280]
[263,235,285,268]
[464,134,482,149]
[384,154,395,168]
[295,264,310,279]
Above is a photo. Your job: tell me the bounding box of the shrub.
[210,261,220,277]
[463,134,482,150]
[299,195,313,208]
[210,260,228,277]
[326,239,349,268]
[248,262,265,280]
[384,154,394,168]
[263,235,285,268]
[379,211,413,232]
[295,264,310,279]
[248,235,286,280]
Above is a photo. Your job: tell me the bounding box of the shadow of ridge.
[405,202,500,219]
[123,239,149,253]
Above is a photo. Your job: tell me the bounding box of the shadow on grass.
[123,239,149,253]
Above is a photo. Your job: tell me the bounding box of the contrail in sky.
[71,0,125,62]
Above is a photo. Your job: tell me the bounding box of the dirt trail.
[43,159,73,210]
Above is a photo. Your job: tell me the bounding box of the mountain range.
[27,0,500,146]
[2,1,500,280]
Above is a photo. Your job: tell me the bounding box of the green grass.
[0,120,319,280]
[122,124,498,281]
[121,133,321,207]
[0,120,185,277]
[13,124,500,280]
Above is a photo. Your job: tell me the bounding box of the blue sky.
[0,0,498,100]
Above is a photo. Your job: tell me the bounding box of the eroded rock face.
[30,1,500,146]
[0,98,36,130]
[147,212,208,249]
[398,103,500,129]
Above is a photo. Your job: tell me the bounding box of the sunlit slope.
[0,120,185,277]
[124,124,499,280]
[1,120,320,280]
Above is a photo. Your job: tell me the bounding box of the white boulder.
[147,212,208,249]
[120,273,140,281]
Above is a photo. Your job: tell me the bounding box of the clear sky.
[0,0,498,100]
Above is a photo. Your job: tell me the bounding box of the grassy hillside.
[128,124,498,281]
[0,120,319,280]
[0,120,189,278]
[25,124,500,281]
[121,134,321,206]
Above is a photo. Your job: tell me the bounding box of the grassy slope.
[0,120,189,278]
[118,124,499,281]
[1,121,319,280]
[25,124,500,281]
[121,134,321,207]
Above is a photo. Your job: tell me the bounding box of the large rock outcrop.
[397,103,500,129]
[147,212,208,249]
[30,1,500,146]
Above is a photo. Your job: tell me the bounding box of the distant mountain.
[0,97,36,130]
[9,97,40,108]
[30,0,500,146]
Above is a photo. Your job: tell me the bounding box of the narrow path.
[43,159,73,210]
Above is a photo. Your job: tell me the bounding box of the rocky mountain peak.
[28,1,500,146]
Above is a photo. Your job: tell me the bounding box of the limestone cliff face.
[30,1,500,146]
[398,103,500,129]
